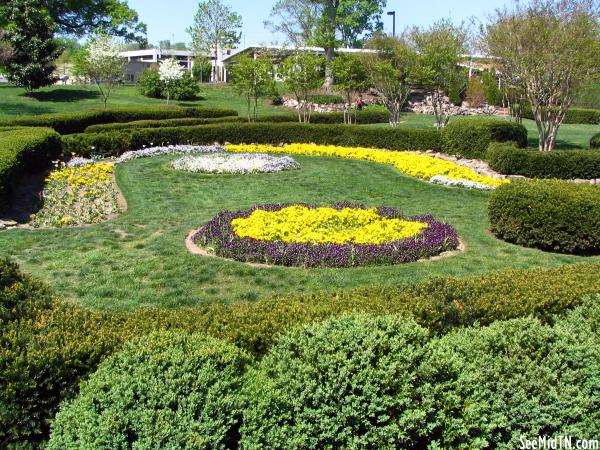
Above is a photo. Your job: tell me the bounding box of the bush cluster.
[0,106,238,134]
[487,142,600,179]
[137,67,201,101]
[442,117,528,159]
[523,107,600,124]
[62,122,445,157]
[0,127,61,209]
[309,94,345,104]
[3,258,600,447]
[488,180,600,254]
[48,306,600,449]
[591,132,600,149]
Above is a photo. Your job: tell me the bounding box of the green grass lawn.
[0,154,593,311]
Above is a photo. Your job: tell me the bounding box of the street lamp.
[387,11,396,38]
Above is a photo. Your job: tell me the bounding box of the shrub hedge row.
[591,132,600,149]
[2,258,600,447]
[63,122,445,156]
[0,106,238,135]
[0,128,61,210]
[48,306,600,449]
[443,117,528,159]
[488,180,600,254]
[487,142,600,179]
[523,106,600,124]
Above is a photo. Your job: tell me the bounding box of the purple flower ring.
[192,202,460,268]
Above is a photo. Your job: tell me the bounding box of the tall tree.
[408,19,469,128]
[337,0,386,48]
[363,33,416,127]
[3,0,62,92]
[486,0,600,151]
[187,0,242,83]
[281,52,326,122]
[264,0,322,46]
[230,54,275,121]
[332,52,370,124]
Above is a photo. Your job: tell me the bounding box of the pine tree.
[4,0,62,92]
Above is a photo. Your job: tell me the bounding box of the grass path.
[0,154,592,311]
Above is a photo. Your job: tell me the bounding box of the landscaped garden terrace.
[1,104,599,448]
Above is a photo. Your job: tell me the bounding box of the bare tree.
[486,0,600,151]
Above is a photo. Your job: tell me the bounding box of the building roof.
[222,45,378,63]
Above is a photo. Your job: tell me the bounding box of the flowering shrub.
[30,163,120,228]
[226,143,508,189]
[193,203,459,267]
[158,58,185,104]
[171,153,300,174]
[115,145,223,163]
[231,205,428,244]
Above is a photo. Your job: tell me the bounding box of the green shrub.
[0,127,61,209]
[488,180,600,254]
[84,116,244,133]
[241,314,430,448]
[443,117,527,159]
[309,94,345,104]
[254,110,389,124]
[422,301,600,448]
[47,331,250,450]
[172,71,201,100]
[3,259,600,447]
[0,107,238,135]
[62,122,444,157]
[523,107,600,124]
[135,66,163,98]
[487,142,600,179]
[591,132,600,149]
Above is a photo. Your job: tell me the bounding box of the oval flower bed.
[226,143,508,189]
[193,203,460,267]
[31,163,120,228]
[171,153,300,174]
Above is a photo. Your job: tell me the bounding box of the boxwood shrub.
[442,117,528,159]
[0,127,61,210]
[47,331,250,450]
[488,180,600,254]
[0,106,238,135]
[3,259,600,447]
[84,115,245,133]
[62,122,445,157]
[591,132,600,149]
[487,142,600,179]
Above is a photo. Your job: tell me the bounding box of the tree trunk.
[324,47,334,90]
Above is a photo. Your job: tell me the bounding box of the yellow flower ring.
[193,203,460,268]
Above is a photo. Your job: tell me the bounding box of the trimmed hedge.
[47,332,250,450]
[3,258,600,447]
[0,106,238,135]
[84,116,245,133]
[487,142,600,179]
[0,127,61,210]
[524,107,600,125]
[591,132,600,149]
[241,308,599,448]
[443,117,528,159]
[62,122,445,157]
[489,180,600,254]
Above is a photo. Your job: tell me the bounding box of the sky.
[128,0,511,48]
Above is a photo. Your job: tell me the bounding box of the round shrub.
[47,331,251,450]
[443,117,527,159]
[172,71,201,101]
[488,180,600,254]
[136,67,163,99]
[240,314,431,449]
[591,132,600,149]
[421,304,600,448]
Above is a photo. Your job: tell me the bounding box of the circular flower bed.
[171,153,300,174]
[193,203,459,267]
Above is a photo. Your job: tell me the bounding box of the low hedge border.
[442,117,528,159]
[0,106,238,135]
[487,142,600,179]
[62,122,446,157]
[2,258,600,447]
[488,180,600,254]
[0,127,61,210]
[591,132,600,149]
[523,107,600,125]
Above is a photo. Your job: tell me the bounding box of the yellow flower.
[225,143,509,187]
[231,206,428,244]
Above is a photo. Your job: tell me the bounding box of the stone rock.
[408,94,497,117]
[0,223,5,231]
[0,220,17,227]
[508,175,528,181]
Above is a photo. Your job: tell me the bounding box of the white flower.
[171,153,300,174]
[159,58,185,82]
[115,145,224,163]
[429,175,495,190]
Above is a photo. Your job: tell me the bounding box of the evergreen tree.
[4,0,62,92]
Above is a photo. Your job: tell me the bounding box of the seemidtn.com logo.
[520,436,599,449]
